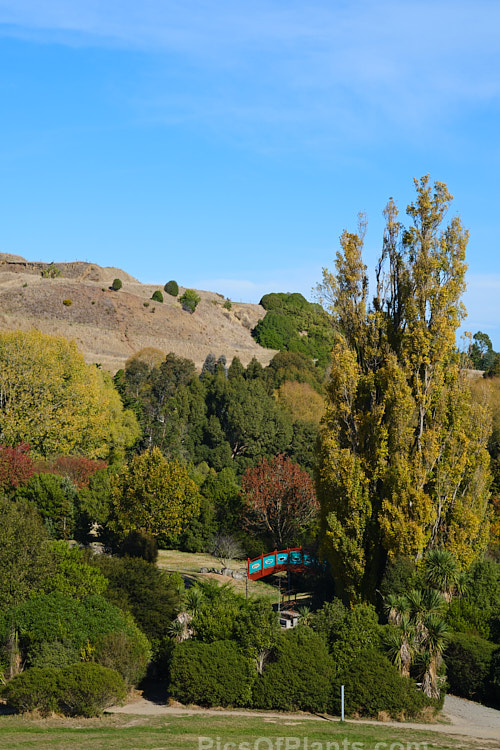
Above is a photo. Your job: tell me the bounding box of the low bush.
[2,667,60,715]
[2,662,126,717]
[164,280,179,296]
[63,299,72,306]
[180,289,201,313]
[58,663,126,716]
[41,264,61,278]
[252,626,333,713]
[151,290,163,303]
[331,649,433,719]
[93,629,149,686]
[111,278,122,291]
[2,592,151,682]
[223,299,232,310]
[445,633,498,702]
[169,640,253,707]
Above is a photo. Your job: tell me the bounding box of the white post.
[341,684,344,721]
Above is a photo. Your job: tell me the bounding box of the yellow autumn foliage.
[0,330,140,458]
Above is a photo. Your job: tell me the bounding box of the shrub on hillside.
[111,278,122,291]
[180,289,201,313]
[41,263,61,278]
[445,633,498,702]
[252,626,333,713]
[169,640,253,707]
[151,290,163,303]
[331,649,434,719]
[62,299,72,306]
[164,280,179,296]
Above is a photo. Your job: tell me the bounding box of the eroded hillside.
[0,254,276,372]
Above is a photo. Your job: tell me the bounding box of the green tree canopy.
[111,447,201,538]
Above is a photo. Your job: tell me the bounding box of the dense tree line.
[0,176,499,718]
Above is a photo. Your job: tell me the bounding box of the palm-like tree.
[420,614,450,698]
[384,616,417,677]
[184,585,205,616]
[384,593,409,626]
[423,549,460,603]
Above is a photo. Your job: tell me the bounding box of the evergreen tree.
[317,177,491,603]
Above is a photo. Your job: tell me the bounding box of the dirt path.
[108,694,500,744]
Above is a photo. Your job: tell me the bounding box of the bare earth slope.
[0,254,276,373]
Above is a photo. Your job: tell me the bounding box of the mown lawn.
[0,712,471,750]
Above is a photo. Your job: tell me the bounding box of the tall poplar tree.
[317,177,491,603]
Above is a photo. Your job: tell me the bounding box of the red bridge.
[247,547,320,581]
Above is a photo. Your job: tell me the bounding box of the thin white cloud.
[1,1,500,146]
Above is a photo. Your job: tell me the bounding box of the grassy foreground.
[0,712,470,750]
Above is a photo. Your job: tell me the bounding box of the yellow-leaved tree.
[111,447,201,538]
[316,177,491,603]
[0,330,140,458]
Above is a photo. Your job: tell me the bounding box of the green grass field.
[0,712,470,750]
[157,549,279,601]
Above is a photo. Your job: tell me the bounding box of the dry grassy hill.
[0,254,277,373]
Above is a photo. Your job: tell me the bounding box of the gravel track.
[109,694,500,745]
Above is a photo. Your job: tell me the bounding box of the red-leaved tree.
[241,454,318,548]
[34,455,107,489]
[0,443,34,494]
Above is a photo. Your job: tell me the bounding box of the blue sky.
[1,1,499,347]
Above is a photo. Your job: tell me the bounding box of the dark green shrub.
[2,667,60,715]
[180,289,201,313]
[380,557,417,599]
[15,473,76,540]
[331,649,432,719]
[1,592,151,679]
[445,633,498,701]
[170,640,253,707]
[93,629,149,686]
[252,626,333,712]
[111,278,122,291]
[58,663,126,716]
[490,649,500,707]
[253,311,296,350]
[164,280,179,296]
[119,529,158,563]
[446,597,491,639]
[91,555,178,641]
[28,640,79,670]
[223,299,232,310]
[151,290,163,303]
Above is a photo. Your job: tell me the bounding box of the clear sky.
[1,1,499,348]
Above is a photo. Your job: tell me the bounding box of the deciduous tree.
[0,331,140,458]
[316,177,491,603]
[111,447,201,539]
[241,453,318,547]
